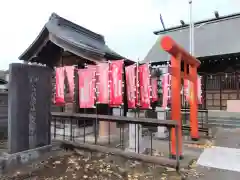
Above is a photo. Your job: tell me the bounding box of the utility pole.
[189,0,194,55]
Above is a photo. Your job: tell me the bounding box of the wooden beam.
[169,68,194,81]
[51,112,178,127]
[59,140,179,169]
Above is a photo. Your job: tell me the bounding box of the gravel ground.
[0,150,195,180]
[0,133,213,180]
[0,134,212,180]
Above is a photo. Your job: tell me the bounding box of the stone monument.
[8,63,52,153]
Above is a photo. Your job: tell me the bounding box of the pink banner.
[78,68,96,108]
[184,76,202,104]
[55,67,65,106]
[109,60,124,106]
[135,64,140,107]
[197,76,202,104]
[87,65,97,70]
[139,64,151,109]
[125,64,136,108]
[162,73,170,109]
[96,63,109,104]
[184,79,190,101]
[151,77,158,102]
[64,66,75,102]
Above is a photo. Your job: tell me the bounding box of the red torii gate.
[160,36,201,158]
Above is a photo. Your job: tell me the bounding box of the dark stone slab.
[8,63,52,153]
[0,144,60,174]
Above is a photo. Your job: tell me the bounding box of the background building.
[144,12,240,111]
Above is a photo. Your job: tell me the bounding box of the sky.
[0,0,239,70]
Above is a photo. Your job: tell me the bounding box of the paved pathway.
[189,128,240,180]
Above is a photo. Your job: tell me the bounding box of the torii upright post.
[160,36,201,158]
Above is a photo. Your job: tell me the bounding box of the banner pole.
[84,63,87,115]
[108,61,111,144]
[94,67,98,144]
[189,0,192,55]
[121,61,125,149]
[136,59,140,153]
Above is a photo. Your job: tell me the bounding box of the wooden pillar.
[170,55,183,157]
[189,66,199,140]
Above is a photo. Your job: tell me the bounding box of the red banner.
[87,65,97,70]
[151,77,158,102]
[64,66,75,102]
[109,60,124,106]
[78,68,96,108]
[96,63,109,104]
[136,64,139,106]
[162,73,171,109]
[125,64,136,108]
[197,75,202,104]
[55,67,65,106]
[184,76,202,104]
[184,79,190,102]
[139,64,151,109]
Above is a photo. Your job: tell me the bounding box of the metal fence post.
[203,74,207,109]
[237,72,240,99]
[175,124,180,171]
[220,74,222,110]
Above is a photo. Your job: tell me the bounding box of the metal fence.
[152,108,209,136]
[0,92,8,151]
[51,112,180,169]
[201,72,240,110]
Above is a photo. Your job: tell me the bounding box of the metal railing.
[51,112,181,169]
[179,109,208,128]
[154,108,210,137]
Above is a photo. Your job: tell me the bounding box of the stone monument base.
[154,107,169,139]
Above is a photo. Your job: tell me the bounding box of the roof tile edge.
[154,12,240,35]
[49,13,105,43]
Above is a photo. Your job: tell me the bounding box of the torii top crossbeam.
[161,36,201,67]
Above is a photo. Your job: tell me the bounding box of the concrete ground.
[188,127,240,180]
